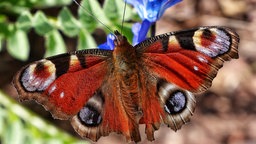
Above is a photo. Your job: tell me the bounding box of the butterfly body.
[13,27,239,142]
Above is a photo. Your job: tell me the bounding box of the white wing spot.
[197,55,208,63]
[193,66,199,71]
[48,84,57,95]
[60,92,65,98]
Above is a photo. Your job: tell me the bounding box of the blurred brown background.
[1,0,256,144]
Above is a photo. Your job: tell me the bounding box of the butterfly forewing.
[137,26,239,92]
[13,49,112,119]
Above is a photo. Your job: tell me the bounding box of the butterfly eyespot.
[164,91,186,114]
[20,60,56,92]
[77,91,104,127]
[157,79,197,131]
[78,105,102,127]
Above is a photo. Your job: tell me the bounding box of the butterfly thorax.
[112,31,138,73]
[113,38,137,70]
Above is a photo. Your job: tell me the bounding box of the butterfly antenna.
[72,0,113,34]
[121,1,127,35]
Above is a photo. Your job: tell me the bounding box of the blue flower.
[132,19,151,45]
[128,0,182,45]
[98,0,182,49]
[126,0,182,22]
[99,20,151,48]
[98,33,115,50]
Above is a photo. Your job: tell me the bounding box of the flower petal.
[125,0,182,22]
[98,33,115,50]
[158,0,182,18]
[132,19,151,45]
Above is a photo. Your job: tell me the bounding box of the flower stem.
[150,22,156,37]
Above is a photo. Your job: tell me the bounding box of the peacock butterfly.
[13,26,239,142]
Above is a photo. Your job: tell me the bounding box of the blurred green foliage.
[0,0,134,61]
[0,0,136,143]
[0,90,87,144]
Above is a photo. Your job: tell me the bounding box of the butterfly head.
[114,30,128,47]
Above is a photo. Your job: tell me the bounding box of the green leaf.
[0,106,6,136]
[45,30,66,57]
[58,7,80,37]
[79,0,109,32]
[121,23,133,41]
[33,11,54,36]
[103,0,133,22]
[78,29,97,50]
[0,35,3,51]
[0,22,13,37]
[103,0,119,21]
[16,11,33,32]
[0,0,71,13]
[9,120,25,144]
[0,14,7,22]
[0,1,30,14]
[7,30,29,61]
[34,0,72,8]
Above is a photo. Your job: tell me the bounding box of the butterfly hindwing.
[13,49,112,119]
[71,77,142,142]
[137,69,196,140]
